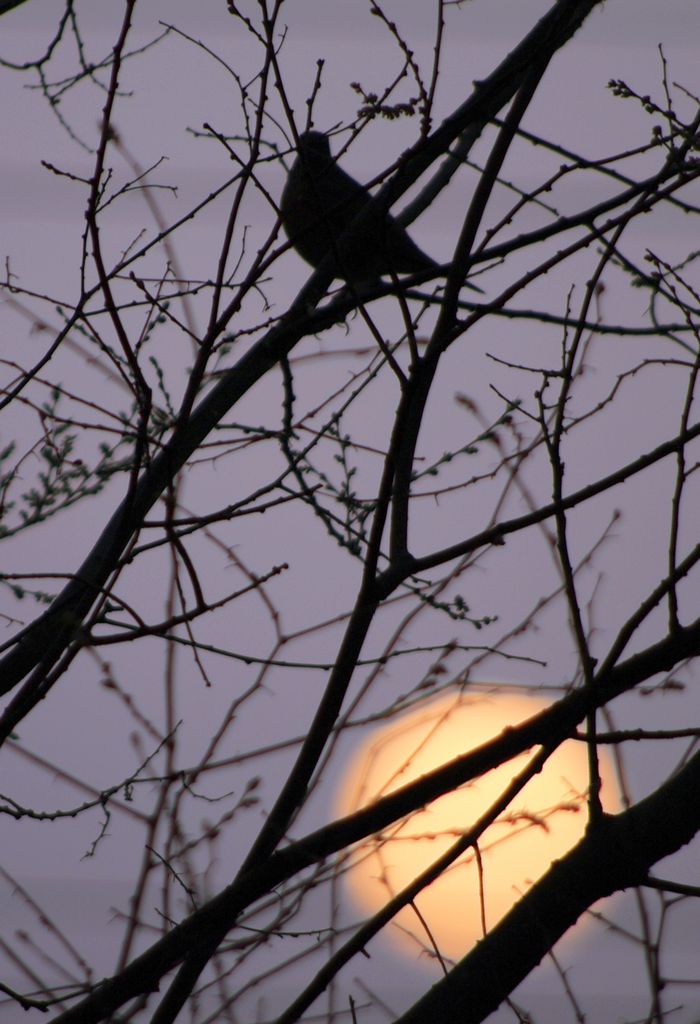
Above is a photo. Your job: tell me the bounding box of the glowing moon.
[336,689,619,960]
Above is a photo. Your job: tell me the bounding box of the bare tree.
[1,1,700,1022]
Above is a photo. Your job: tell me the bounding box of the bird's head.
[296,130,332,161]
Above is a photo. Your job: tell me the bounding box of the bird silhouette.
[280,130,440,286]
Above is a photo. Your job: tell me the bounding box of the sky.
[1,2,700,1022]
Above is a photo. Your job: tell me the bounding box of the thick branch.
[397,748,700,1023]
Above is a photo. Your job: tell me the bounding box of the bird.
[280,130,440,286]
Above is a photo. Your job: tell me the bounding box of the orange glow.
[336,689,619,960]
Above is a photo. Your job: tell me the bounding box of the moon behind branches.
[335,690,620,960]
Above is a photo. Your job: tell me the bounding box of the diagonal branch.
[396,746,700,1023]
